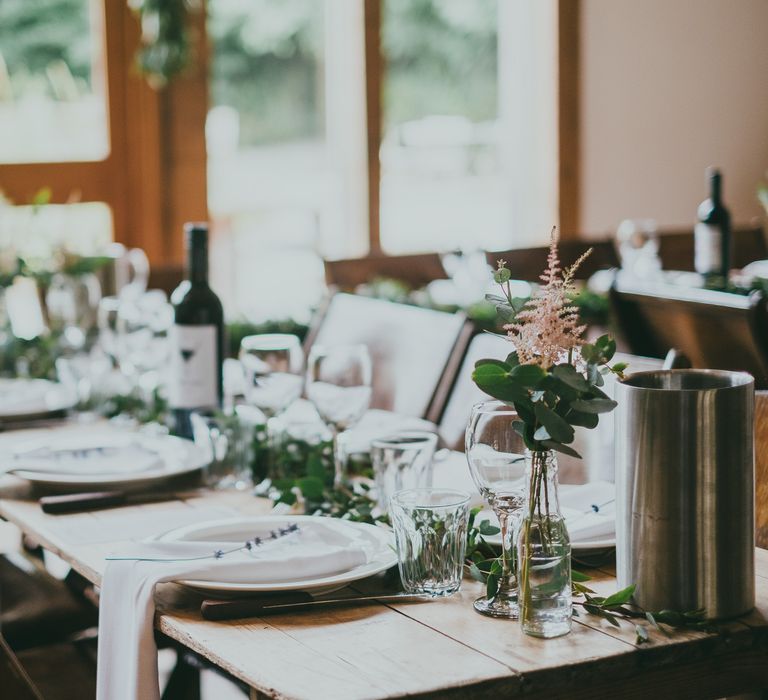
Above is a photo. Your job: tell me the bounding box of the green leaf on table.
[566,410,599,429]
[534,402,575,443]
[612,361,628,374]
[540,440,582,458]
[635,624,650,644]
[297,476,325,500]
[306,454,327,481]
[602,584,636,607]
[509,363,546,388]
[552,363,590,392]
[571,570,592,583]
[571,398,617,414]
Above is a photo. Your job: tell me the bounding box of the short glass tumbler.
[191,412,254,490]
[371,432,437,511]
[390,489,470,596]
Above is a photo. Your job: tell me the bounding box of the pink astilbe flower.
[504,227,591,369]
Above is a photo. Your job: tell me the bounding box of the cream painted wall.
[579,0,768,238]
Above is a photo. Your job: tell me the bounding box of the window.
[0,0,109,164]
[380,0,507,254]
[207,0,368,321]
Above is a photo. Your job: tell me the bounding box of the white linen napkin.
[0,379,53,415]
[96,521,368,700]
[9,442,162,476]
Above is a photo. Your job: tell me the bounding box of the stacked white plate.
[0,429,209,491]
[0,378,77,424]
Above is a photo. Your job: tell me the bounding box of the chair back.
[0,636,41,700]
[324,253,447,291]
[307,293,471,419]
[611,279,768,389]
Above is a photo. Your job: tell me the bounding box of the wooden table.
[1,483,768,699]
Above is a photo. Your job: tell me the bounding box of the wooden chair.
[610,279,768,389]
[656,225,767,272]
[0,635,41,700]
[324,253,448,291]
[306,293,473,420]
[486,239,619,281]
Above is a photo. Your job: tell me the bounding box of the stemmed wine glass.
[305,344,372,487]
[466,399,528,618]
[239,333,304,418]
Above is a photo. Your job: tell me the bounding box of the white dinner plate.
[1,429,210,491]
[155,515,397,594]
[0,378,77,422]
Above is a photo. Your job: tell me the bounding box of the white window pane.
[207,0,367,322]
[0,0,109,163]
[380,0,512,254]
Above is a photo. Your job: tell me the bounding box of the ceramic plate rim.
[0,378,77,420]
[8,433,209,487]
[155,515,397,593]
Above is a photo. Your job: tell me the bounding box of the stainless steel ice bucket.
[615,370,755,619]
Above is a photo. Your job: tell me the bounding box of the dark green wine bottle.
[169,222,224,438]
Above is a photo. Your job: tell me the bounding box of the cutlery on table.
[200,592,434,620]
[40,490,182,514]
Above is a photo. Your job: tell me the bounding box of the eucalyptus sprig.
[473,243,626,459]
[571,571,711,644]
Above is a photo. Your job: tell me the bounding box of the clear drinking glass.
[371,431,437,511]
[191,411,254,490]
[465,400,527,618]
[305,344,372,487]
[116,290,174,389]
[239,333,304,418]
[390,488,470,596]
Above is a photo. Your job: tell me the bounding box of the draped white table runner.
[96,525,368,700]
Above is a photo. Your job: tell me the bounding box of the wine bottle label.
[169,325,218,409]
[694,222,722,274]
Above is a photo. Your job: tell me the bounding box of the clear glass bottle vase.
[516,449,572,638]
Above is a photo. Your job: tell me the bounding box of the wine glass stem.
[495,508,517,597]
[331,427,345,489]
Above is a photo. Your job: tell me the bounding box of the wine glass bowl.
[466,399,527,618]
[239,333,304,418]
[305,343,372,486]
[305,344,372,432]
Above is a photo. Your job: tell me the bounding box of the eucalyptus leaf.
[552,363,590,392]
[534,402,575,443]
[566,410,599,429]
[571,570,592,583]
[505,352,520,367]
[509,363,546,388]
[540,440,582,458]
[473,362,528,403]
[571,398,617,414]
[468,563,486,583]
[602,584,636,607]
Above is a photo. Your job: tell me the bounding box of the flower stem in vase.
[518,449,572,639]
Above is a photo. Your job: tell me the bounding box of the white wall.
[579,0,768,238]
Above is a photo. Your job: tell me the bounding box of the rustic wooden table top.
[1,443,767,699]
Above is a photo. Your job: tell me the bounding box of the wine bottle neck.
[187,243,208,284]
[709,171,722,204]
